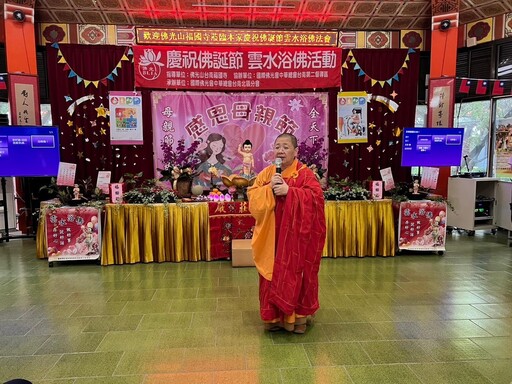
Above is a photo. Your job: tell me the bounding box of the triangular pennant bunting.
[53,44,130,89]
[343,48,416,87]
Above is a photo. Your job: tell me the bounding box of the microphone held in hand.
[275,158,282,174]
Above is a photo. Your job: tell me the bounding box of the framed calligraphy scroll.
[427,77,455,128]
[8,73,41,126]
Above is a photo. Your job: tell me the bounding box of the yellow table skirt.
[101,203,209,265]
[323,200,395,257]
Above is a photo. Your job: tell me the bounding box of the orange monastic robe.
[248,159,326,321]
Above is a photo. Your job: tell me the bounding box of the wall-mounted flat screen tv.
[0,126,60,177]
[401,127,465,167]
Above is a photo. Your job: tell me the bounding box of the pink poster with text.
[151,91,329,188]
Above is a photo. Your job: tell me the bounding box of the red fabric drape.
[328,49,420,182]
[46,44,154,182]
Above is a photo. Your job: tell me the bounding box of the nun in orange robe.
[248,134,326,333]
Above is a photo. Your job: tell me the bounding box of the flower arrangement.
[324,177,370,201]
[122,179,176,204]
[297,137,328,179]
[158,138,201,182]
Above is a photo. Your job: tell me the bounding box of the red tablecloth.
[208,201,255,260]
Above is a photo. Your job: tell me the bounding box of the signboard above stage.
[133,45,341,91]
[136,28,339,47]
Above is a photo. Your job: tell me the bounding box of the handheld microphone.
[275,158,282,174]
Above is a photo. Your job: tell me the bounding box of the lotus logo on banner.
[138,49,164,81]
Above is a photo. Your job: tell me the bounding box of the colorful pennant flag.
[0,75,6,90]
[475,80,488,95]
[492,80,505,96]
[54,45,133,89]
[458,79,471,94]
[343,49,415,88]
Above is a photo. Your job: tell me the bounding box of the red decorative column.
[428,0,460,197]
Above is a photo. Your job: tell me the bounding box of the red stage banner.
[46,207,101,263]
[208,201,255,260]
[398,201,447,252]
[133,45,341,91]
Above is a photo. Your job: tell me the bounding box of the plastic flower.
[159,138,201,181]
[297,138,328,178]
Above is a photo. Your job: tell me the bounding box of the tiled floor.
[0,230,511,384]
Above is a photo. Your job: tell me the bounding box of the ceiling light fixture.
[192,3,295,9]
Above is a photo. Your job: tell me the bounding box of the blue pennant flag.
[76,76,83,84]
[386,79,393,86]
[408,48,416,54]
[107,74,114,81]
[354,63,360,70]
[68,70,76,78]
[51,43,59,49]
[358,70,365,77]
[127,48,133,56]
[112,68,118,76]
[393,74,399,81]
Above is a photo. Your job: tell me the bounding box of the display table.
[36,199,397,265]
[101,203,209,265]
[323,200,395,257]
[398,200,447,252]
[208,201,255,260]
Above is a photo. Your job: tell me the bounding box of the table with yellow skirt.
[323,200,395,257]
[37,199,395,265]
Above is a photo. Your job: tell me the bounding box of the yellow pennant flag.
[371,79,377,87]
[121,54,129,61]
[58,57,66,64]
[93,81,99,88]
[403,62,408,69]
[84,80,91,88]
[116,61,123,68]
[350,56,357,63]
[342,62,349,69]
[379,81,385,87]
[57,50,63,57]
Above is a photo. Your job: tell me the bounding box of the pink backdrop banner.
[152,91,328,187]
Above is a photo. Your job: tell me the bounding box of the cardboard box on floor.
[231,239,254,267]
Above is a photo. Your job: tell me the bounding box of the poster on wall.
[337,92,368,143]
[8,74,41,126]
[109,91,144,145]
[427,77,455,128]
[495,118,512,179]
[151,91,329,189]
